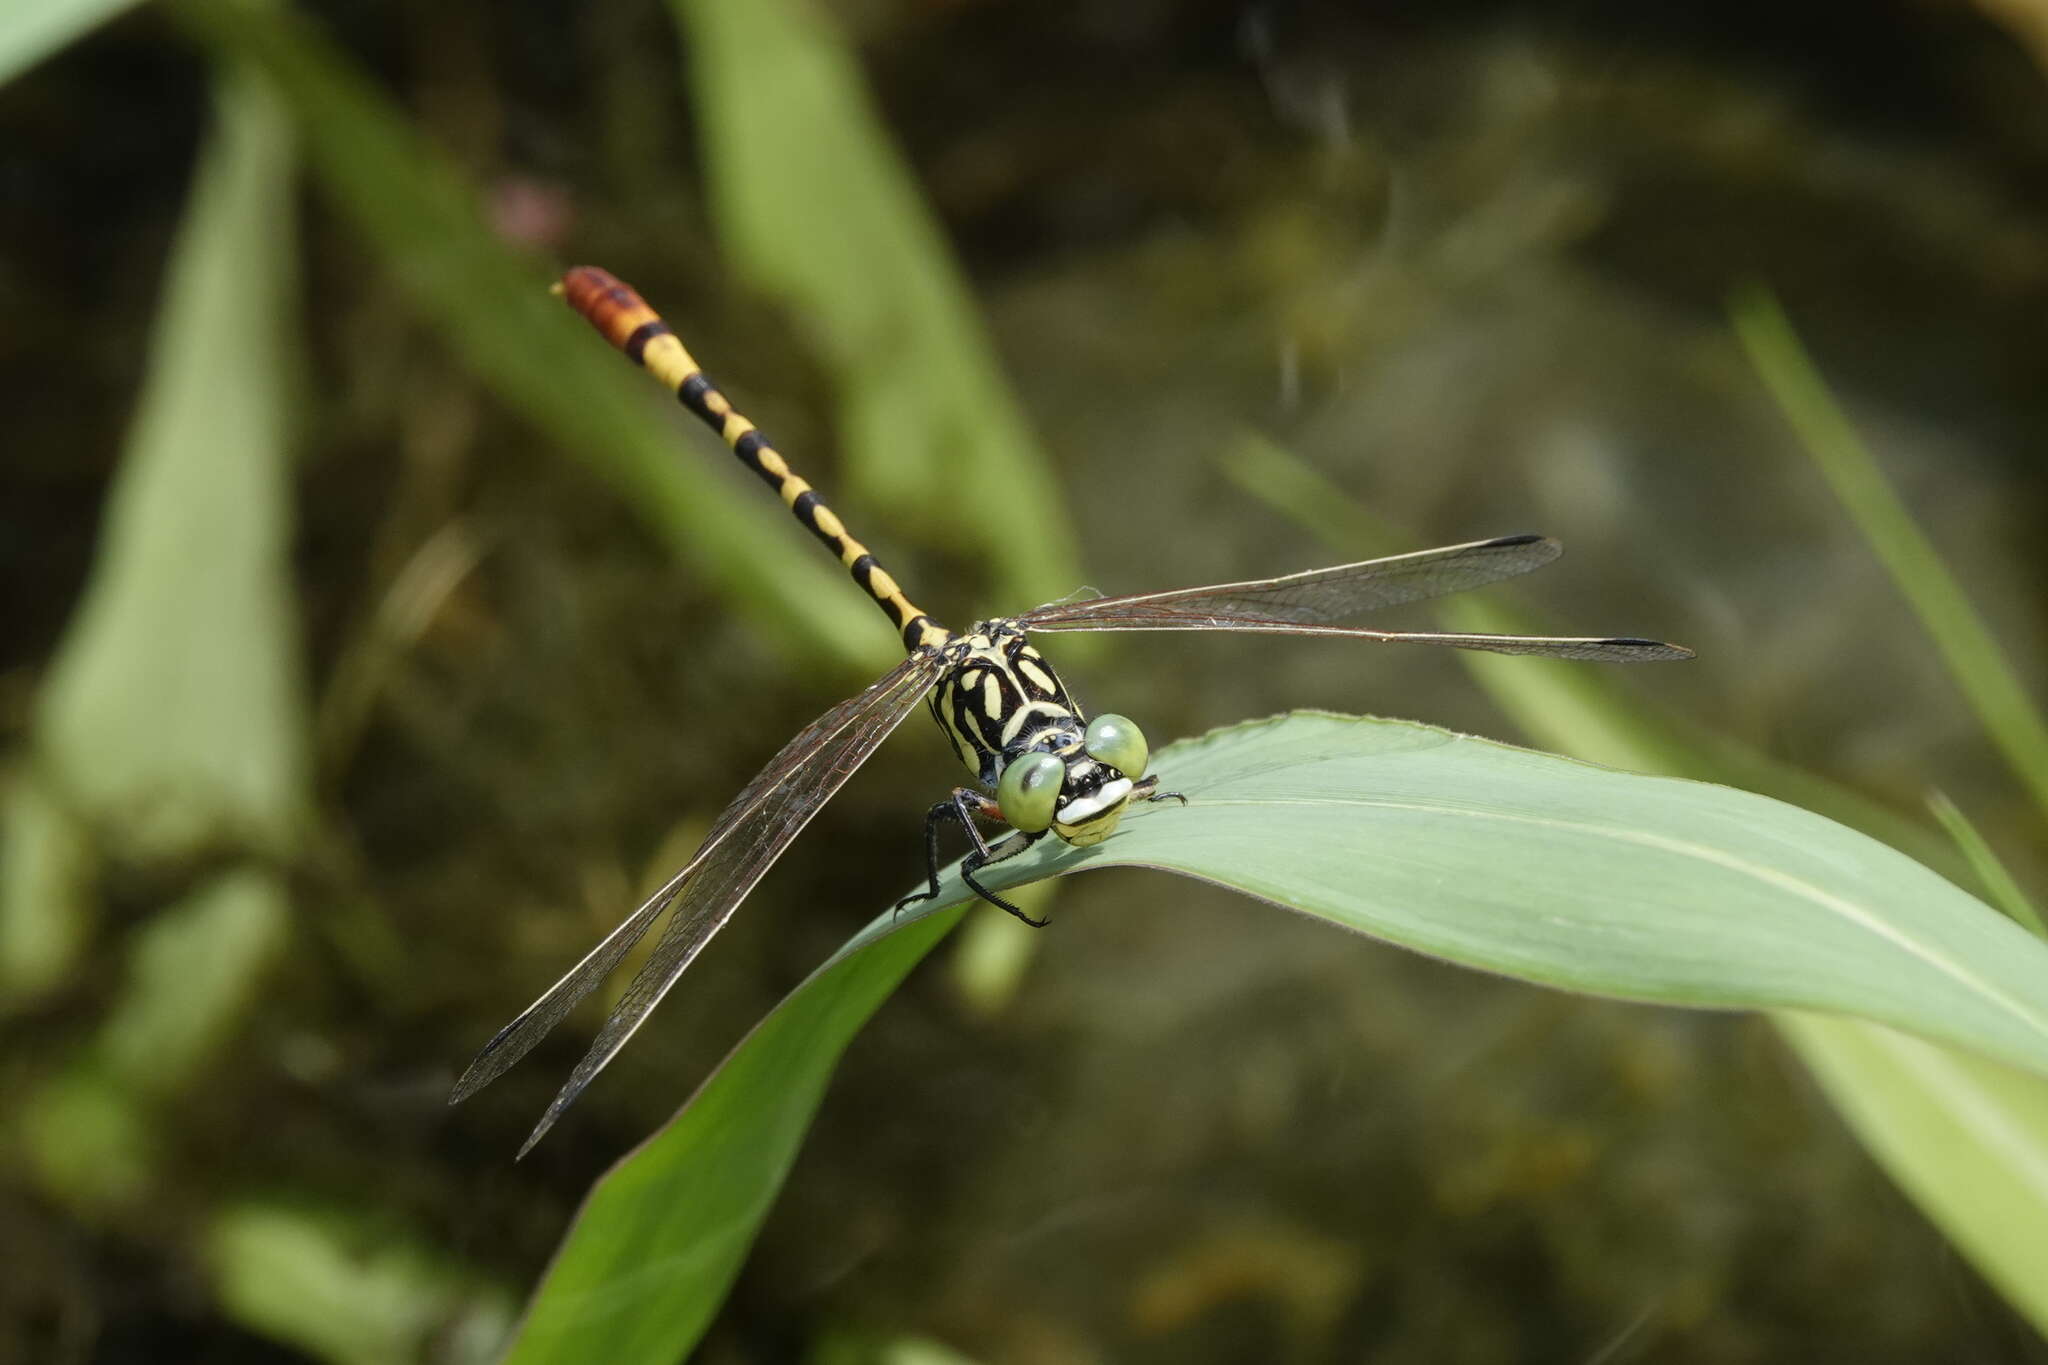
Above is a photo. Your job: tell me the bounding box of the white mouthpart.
[1057,777,1133,825]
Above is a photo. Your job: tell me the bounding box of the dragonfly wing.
[449,650,946,1154]
[1019,534,1563,627]
[1020,612,1691,661]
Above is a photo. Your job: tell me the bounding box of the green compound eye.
[997,751,1066,833]
[1083,713,1148,779]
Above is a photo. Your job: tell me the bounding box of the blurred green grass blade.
[170,0,879,673]
[1782,1014,2048,1335]
[1927,791,2045,937]
[35,71,308,862]
[208,1202,514,1365]
[1732,286,2048,819]
[671,0,1081,610]
[0,0,140,86]
[1217,432,1408,554]
[500,907,964,1364]
[506,715,2048,1363]
[0,772,94,1010]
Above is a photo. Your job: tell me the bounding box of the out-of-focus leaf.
[35,72,307,863]
[171,0,881,672]
[1733,285,2048,819]
[98,866,290,1092]
[1927,791,2045,937]
[17,867,289,1210]
[0,771,93,1010]
[499,907,962,1364]
[809,1330,989,1365]
[946,887,1052,1020]
[19,1063,154,1211]
[1782,1014,2048,1335]
[503,712,2048,1364]
[207,1202,514,1365]
[671,0,1081,611]
[0,0,141,87]
[13,75,300,1216]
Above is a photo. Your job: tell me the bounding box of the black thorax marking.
[926,622,1082,788]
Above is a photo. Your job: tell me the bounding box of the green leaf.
[1781,1014,2048,1335]
[1733,286,2048,819]
[503,713,2048,1362]
[207,1202,514,1365]
[671,0,1081,611]
[501,907,963,1364]
[0,0,141,87]
[35,71,308,863]
[170,0,881,672]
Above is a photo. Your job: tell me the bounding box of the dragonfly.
[451,266,1693,1155]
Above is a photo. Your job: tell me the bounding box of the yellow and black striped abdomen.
[559,266,947,656]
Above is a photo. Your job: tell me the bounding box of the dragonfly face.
[928,621,1151,848]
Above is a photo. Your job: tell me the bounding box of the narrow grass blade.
[1927,791,2045,938]
[1732,285,2048,819]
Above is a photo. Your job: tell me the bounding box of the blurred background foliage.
[4,0,2048,1361]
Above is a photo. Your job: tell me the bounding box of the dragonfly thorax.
[928,619,1081,787]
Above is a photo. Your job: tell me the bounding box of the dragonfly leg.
[1133,774,1188,807]
[962,830,1048,927]
[895,788,1049,924]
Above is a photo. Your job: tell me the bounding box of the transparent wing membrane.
[1022,535,1564,627]
[450,651,945,1155]
[1018,534,1690,661]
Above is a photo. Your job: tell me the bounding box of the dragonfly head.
[996,713,1150,847]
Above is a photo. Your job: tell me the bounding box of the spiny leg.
[894,788,1049,926]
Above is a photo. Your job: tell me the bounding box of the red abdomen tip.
[558,266,654,346]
